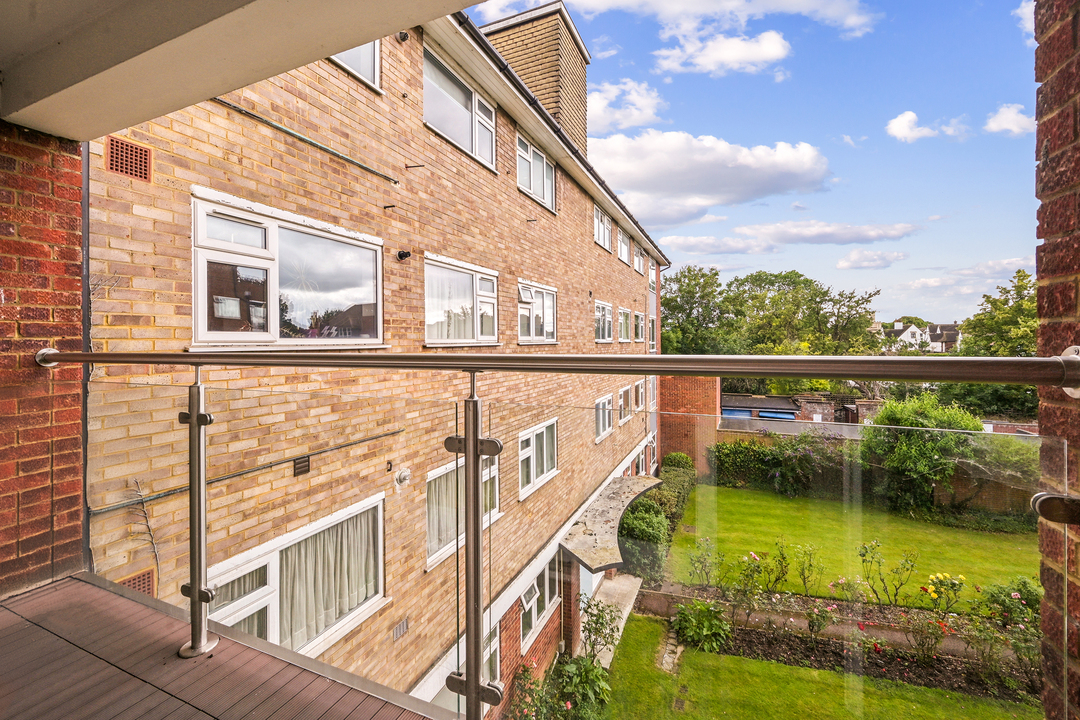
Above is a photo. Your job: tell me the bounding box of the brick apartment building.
[75,3,665,713]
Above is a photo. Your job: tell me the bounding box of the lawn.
[604,615,1042,720]
[668,486,1038,602]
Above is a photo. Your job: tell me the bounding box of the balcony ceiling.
[1,0,472,141]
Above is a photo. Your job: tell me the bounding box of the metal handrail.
[33,348,1080,388]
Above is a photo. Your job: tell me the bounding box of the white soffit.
[2,0,473,141]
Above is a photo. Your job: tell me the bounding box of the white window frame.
[331,40,381,91]
[649,259,657,292]
[618,308,632,343]
[426,457,501,568]
[649,316,657,352]
[634,245,645,274]
[649,376,658,411]
[518,281,557,344]
[191,191,384,349]
[594,206,612,252]
[595,394,614,442]
[618,230,631,265]
[634,312,645,342]
[520,555,561,652]
[207,493,386,658]
[423,48,496,170]
[618,385,633,425]
[595,301,613,343]
[516,136,556,211]
[424,254,499,346]
[634,449,646,476]
[518,418,559,500]
[634,380,645,411]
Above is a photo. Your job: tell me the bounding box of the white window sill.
[189,343,391,352]
[424,122,497,174]
[619,414,633,426]
[619,339,631,343]
[521,597,562,655]
[426,512,504,571]
[327,57,384,95]
[595,339,613,344]
[594,241,612,253]
[518,340,558,346]
[595,429,612,444]
[298,594,392,658]
[519,469,559,502]
[424,341,503,348]
[517,186,557,214]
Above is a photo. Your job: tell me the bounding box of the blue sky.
[472,0,1039,324]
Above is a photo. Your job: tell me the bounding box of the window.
[634,450,646,475]
[332,40,379,88]
[431,626,501,713]
[594,206,612,251]
[192,195,381,347]
[595,395,613,441]
[634,245,645,274]
[619,386,633,424]
[425,256,498,344]
[649,259,657,292]
[634,380,645,411]
[649,316,656,352]
[649,376,658,410]
[423,49,495,166]
[208,498,383,655]
[521,556,560,649]
[427,457,500,562]
[618,309,631,342]
[617,230,631,265]
[518,283,556,343]
[517,137,555,210]
[595,302,613,342]
[634,312,645,342]
[519,419,558,498]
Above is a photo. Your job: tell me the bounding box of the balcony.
[6,349,1080,719]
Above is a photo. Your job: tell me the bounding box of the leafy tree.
[936,270,1037,420]
[659,265,739,355]
[862,395,983,511]
[894,315,929,328]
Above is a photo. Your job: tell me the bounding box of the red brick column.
[0,120,85,597]
[657,375,721,473]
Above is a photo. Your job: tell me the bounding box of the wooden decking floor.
[0,577,434,720]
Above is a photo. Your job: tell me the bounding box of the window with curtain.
[427,459,500,561]
[618,309,631,342]
[207,500,383,655]
[425,260,498,344]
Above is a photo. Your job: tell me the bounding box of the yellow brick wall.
[85,27,653,693]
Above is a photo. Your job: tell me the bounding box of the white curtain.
[279,508,378,651]
[426,264,474,340]
[427,466,464,556]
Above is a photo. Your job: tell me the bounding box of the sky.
[471,0,1039,324]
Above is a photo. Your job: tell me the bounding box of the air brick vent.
[294,456,311,476]
[106,136,151,181]
[118,568,156,597]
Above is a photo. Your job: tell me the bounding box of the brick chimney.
[481,1,591,155]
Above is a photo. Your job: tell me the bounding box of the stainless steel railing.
[34,346,1080,720]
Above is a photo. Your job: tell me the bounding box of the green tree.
[936,270,1037,420]
[862,395,984,511]
[894,315,929,328]
[659,265,740,355]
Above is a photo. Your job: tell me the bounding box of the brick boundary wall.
[658,375,720,474]
[0,120,85,597]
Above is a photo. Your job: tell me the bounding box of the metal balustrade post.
[464,374,482,720]
[178,368,219,658]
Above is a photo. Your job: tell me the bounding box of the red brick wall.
[658,375,720,473]
[1035,2,1080,716]
[0,120,85,598]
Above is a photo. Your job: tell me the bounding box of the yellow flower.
[935,573,943,580]
[959,575,966,581]
[944,573,951,579]
[928,585,935,592]
[931,593,938,599]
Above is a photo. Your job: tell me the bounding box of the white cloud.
[984,104,1036,136]
[842,134,856,147]
[773,67,791,82]
[950,255,1035,277]
[1013,0,1036,47]
[836,248,908,269]
[661,220,918,255]
[592,34,621,59]
[589,129,830,227]
[791,201,808,211]
[886,111,938,143]
[928,214,943,221]
[940,116,971,140]
[654,30,791,76]
[588,79,667,134]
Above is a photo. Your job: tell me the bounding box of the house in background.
[82,3,665,715]
[881,322,928,351]
[926,323,963,353]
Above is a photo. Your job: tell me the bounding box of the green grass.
[605,615,1041,720]
[669,486,1038,603]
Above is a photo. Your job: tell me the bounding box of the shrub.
[760,536,790,594]
[901,613,952,665]
[688,537,719,587]
[920,572,965,613]
[578,594,621,661]
[707,430,847,497]
[555,656,611,708]
[672,600,732,653]
[663,452,695,471]
[642,465,697,534]
[793,543,824,596]
[618,499,668,581]
[960,615,1006,678]
[980,575,1041,628]
[707,440,771,488]
[857,540,919,606]
[806,600,837,645]
[731,553,764,626]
